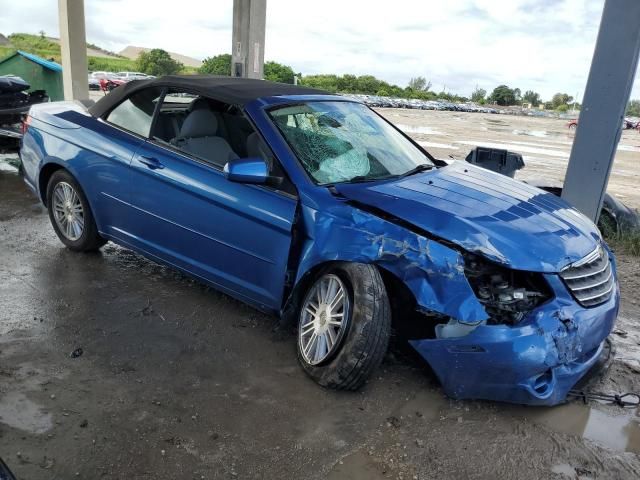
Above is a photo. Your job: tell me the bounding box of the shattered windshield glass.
[269,101,434,185]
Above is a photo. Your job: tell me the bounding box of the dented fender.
[293,203,488,324]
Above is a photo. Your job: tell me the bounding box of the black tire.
[297,263,391,390]
[46,169,107,252]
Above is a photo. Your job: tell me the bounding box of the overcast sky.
[0,0,638,101]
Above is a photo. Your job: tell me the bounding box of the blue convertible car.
[20,76,619,405]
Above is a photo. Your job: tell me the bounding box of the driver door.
[123,90,297,311]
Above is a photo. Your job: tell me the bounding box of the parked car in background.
[88,74,100,90]
[89,71,115,80]
[97,76,126,93]
[117,71,154,81]
[89,71,127,92]
[20,76,619,406]
[568,117,639,131]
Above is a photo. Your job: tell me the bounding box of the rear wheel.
[46,170,106,252]
[296,263,391,390]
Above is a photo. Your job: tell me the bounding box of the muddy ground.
[1,109,640,479]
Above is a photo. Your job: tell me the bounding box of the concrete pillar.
[561,0,640,222]
[231,0,266,79]
[58,0,89,101]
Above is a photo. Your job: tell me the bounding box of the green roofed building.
[0,50,63,100]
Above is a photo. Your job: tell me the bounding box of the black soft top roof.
[88,75,330,117]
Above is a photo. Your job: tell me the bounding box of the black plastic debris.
[465,146,524,178]
[70,347,83,358]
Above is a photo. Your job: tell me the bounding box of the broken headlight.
[463,254,552,325]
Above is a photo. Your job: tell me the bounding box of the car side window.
[106,87,163,137]
[147,90,297,195]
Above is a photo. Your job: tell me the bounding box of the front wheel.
[296,263,391,390]
[46,169,106,252]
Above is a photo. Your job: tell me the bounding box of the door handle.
[138,155,164,170]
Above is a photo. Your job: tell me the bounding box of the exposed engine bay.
[463,253,551,325]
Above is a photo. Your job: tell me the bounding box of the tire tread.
[46,170,106,252]
[297,263,391,391]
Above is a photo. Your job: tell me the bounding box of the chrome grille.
[560,245,614,307]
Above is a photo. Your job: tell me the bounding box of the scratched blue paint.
[20,91,619,406]
[294,204,488,324]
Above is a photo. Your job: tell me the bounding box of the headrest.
[246,132,265,157]
[179,109,219,139]
[189,97,210,112]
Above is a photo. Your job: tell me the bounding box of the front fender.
[293,204,487,324]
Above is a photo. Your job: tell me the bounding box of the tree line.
[471,85,579,112]
[136,50,640,115]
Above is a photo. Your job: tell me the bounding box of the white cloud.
[0,0,638,100]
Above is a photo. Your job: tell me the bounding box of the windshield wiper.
[398,164,434,178]
[325,167,431,187]
[347,174,396,183]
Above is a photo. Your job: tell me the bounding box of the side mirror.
[223,157,268,184]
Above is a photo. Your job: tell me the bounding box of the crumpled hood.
[335,161,600,272]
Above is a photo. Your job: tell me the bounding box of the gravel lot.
[381,108,640,210]
[1,109,640,479]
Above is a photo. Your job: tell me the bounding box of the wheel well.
[377,266,441,341]
[283,262,438,338]
[38,163,65,206]
[281,261,341,327]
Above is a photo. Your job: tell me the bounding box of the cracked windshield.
[269,101,433,184]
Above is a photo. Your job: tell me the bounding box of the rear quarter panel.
[20,102,143,236]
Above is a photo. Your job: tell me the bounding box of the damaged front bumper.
[410,273,620,406]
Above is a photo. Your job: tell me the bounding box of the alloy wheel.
[52,181,85,241]
[298,274,350,365]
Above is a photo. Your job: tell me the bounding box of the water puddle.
[0,391,52,434]
[507,138,574,148]
[417,141,459,150]
[522,402,640,454]
[512,129,551,138]
[617,144,640,153]
[395,124,445,135]
[0,153,20,173]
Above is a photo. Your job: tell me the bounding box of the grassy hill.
[0,33,194,73]
[1,33,60,59]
